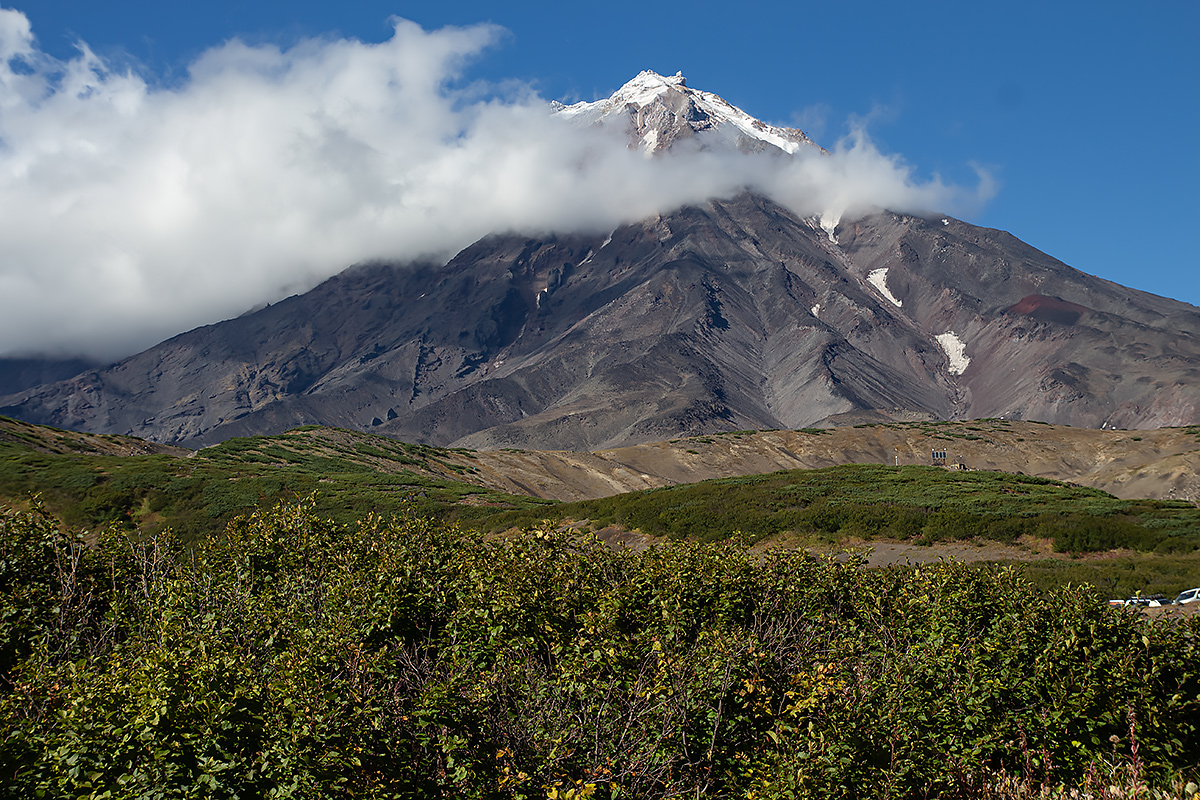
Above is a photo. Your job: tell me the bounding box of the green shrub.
[1,501,1197,798]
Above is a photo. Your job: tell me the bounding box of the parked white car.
[1173,587,1200,605]
[1123,595,1166,608]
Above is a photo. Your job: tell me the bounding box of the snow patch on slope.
[867,268,902,308]
[819,215,840,244]
[935,332,970,375]
[640,128,659,154]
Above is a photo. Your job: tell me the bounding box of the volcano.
[3,72,1197,447]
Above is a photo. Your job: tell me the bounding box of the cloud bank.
[0,8,993,361]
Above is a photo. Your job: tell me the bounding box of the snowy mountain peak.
[606,69,688,106]
[555,70,823,156]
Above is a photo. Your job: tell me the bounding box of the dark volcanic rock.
[3,194,1199,447]
[0,357,99,396]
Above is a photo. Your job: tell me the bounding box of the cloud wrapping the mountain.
[0,9,992,360]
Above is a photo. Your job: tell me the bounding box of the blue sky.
[4,0,1198,358]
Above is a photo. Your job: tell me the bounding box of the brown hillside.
[430,419,1200,503]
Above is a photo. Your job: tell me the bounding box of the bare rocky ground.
[803,537,1061,569]
[437,419,1200,504]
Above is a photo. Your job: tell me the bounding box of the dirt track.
[828,539,1062,569]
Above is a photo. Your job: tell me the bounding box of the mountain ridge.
[3,191,1198,447]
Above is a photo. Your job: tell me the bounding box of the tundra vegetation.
[484,463,1200,551]
[0,420,555,544]
[1,500,1198,798]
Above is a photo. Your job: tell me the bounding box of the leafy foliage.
[1,501,1197,798]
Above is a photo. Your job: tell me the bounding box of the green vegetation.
[1,500,1196,798]
[0,421,551,544]
[3,417,1198,607]
[486,464,1200,555]
[1008,552,1200,600]
[4,415,1199,562]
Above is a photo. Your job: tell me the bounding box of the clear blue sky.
[11,0,1200,318]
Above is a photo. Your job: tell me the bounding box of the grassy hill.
[484,461,1200,550]
[6,414,1198,551]
[0,417,553,543]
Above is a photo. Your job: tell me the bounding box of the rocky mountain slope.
[2,73,1197,448]
[0,356,99,397]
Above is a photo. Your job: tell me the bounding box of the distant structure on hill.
[931,448,970,470]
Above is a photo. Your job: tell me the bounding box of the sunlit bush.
[1,500,1197,798]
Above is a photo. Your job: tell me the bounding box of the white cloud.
[0,9,994,361]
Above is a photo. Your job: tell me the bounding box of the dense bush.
[1,500,1197,798]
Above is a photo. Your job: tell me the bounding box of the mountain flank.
[4,196,1198,449]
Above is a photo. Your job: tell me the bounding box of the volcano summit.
[554,70,823,156]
